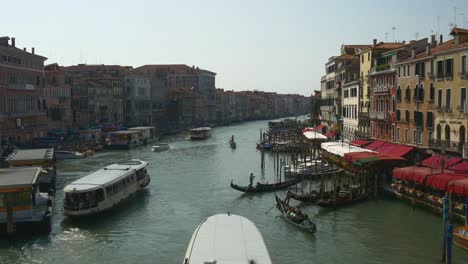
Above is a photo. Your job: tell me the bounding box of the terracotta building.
[44,63,72,131]
[0,36,48,144]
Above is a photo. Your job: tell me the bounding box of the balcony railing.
[369,111,385,120]
[460,71,468,79]
[428,72,435,80]
[8,83,36,90]
[373,84,389,93]
[429,138,464,153]
[370,64,395,75]
[320,105,335,112]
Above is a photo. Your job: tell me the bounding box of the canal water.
[1,119,468,264]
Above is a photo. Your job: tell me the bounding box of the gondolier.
[249,173,255,187]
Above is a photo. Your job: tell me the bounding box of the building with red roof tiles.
[0,36,48,145]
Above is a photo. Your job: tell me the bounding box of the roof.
[448,178,468,196]
[450,27,468,35]
[109,130,140,135]
[189,127,211,131]
[129,126,155,130]
[426,173,467,191]
[335,53,356,60]
[6,148,54,163]
[393,166,445,183]
[349,139,372,147]
[63,160,147,192]
[135,64,216,76]
[0,167,41,188]
[303,131,327,141]
[448,161,468,174]
[365,140,386,151]
[321,142,375,157]
[374,143,413,158]
[184,214,272,264]
[421,156,462,169]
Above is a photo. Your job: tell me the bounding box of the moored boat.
[63,159,150,217]
[286,189,332,203]
[55,150,84,160]
[183,213,272,264]
[274,194,316,233]
[189,127,212,140]
[129,126,158,144]
[152,143,170,152]
[453,225,468,251]
[0,167,53,234]
[315,188,368,208]
[107,130,144,149]
[230,178,301,193]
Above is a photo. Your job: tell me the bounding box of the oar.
[265,204,276,214]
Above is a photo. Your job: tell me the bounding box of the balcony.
[369,111,385,120]
[373,84,389,93]
[436,73,444,81]
[428,72,435,80]
[445,73,454,80]
[429,138,463,153]
[320,105,335,112]
[8,83,36,90]
[370,64,395,75]
[460,71,468,79]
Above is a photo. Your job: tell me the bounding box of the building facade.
[0,36,48,144]
[44,63,72,131]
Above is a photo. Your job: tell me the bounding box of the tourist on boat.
[249,173,255,187]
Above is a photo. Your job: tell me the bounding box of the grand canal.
[1,119,468,264]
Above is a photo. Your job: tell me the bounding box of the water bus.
[189,127,212,140]
[107,130,144,149]
[0,167,53,234]
[183,213,272,264]
[129,126,158,144]
[63,159,150,217]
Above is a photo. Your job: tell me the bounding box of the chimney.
[431,35,436,46]
[439,34,443,45]
[411,47,416,59]
[23,47,26,51]
[0,36,9,47]
[11,37,15,47]
[373,39,377,45]
[32,47,35,54]
[426,43,431,55]
[455,34,460,46]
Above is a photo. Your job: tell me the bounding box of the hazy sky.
[2,0,468,95]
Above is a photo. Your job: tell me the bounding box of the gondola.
[274,194,316,233]
[286,189,332,203]
[230,178,301,193]
[315,191,368,208]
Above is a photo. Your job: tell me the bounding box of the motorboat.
[152,143,170,152]
[55,150,84,160]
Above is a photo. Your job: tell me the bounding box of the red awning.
[302,127,315,133]
[325,131,336,138]
[365,140,386,150]
[374,143,414,158]
[313,125,325,132]
[421,156,462,169]
[448,178,468,196]
[447,161,468,174]
[393,166,442,183]
[426,173,468,192]
[349,139,372,147]
[344,151,377,162]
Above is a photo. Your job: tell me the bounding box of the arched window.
[419,84,424,102]
[429,83,435,101]
[436,124,441,140]
[414,84,419,100]
[397,86,402,101]
[445,125,451,141]
[405,110,410,122]
[392,96,396,112]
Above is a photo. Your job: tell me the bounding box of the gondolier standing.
[249,173,255,187]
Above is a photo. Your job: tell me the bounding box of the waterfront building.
[44,63,72,131]
[0,36,48,145]
[429,28,468,155]
[320,58,337,133]
[136,64,216,124]
[369,42,409,141]
[394,37,437,150]
[124,74,152,126]
[358,41,405,139]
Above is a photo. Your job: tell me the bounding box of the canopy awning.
[349,139,372,147]
[313,124,325,132]
[426,173,468,192]
[321,142,374,157]
[303,131,328,141]
[393,166,444,183]
[421,156,462,169]
[448,161,468,174]
[353,153,406,166]
[325,131,336,138]
[448,178,468,196]
[302,127,315,133]
[374,143,414,158]
[365,140,386,151]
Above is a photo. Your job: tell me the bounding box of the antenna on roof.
[415,32,419,39]
[454,6,458,28]
[392,26,396,42]
[385,32,388,42]
[437,16,440,35]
